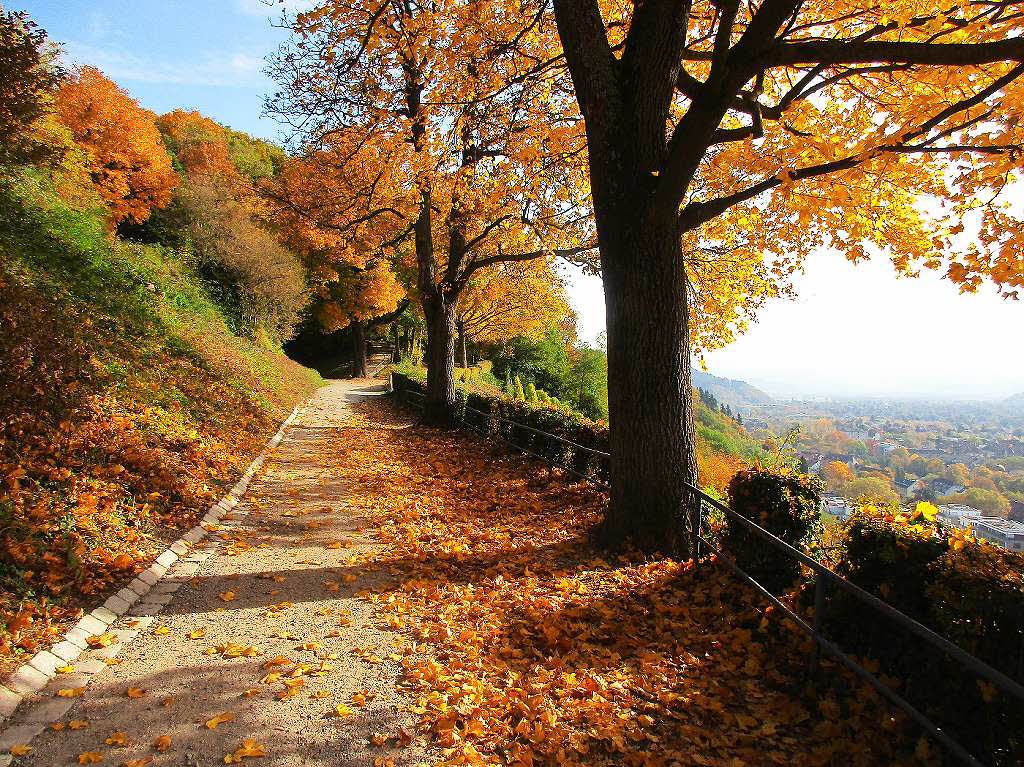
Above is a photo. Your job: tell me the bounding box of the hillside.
[692,368,773,408]
[0,170,320,671]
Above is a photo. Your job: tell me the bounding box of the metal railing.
[392,379,1024,767]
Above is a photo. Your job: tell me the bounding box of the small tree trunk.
[351,318,368,378]
[391,322,399,363]
[597,209,699,557]
[410,328,418,356]
[457,321,468,369]
[422,293,457,425]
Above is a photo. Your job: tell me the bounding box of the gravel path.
[5,380,431,767]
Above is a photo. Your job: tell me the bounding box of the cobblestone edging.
[0,402,305,762]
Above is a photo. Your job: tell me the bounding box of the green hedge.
[818,515,1024,765]
[391,372,610,483]
[724,469,822,593]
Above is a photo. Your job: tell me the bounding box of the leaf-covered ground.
[6,384,928,766]
[334,398,926,766]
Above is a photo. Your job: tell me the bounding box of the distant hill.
[1005,392,1024,407]
[692,369,774,408]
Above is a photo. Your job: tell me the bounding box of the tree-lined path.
[3,383,915,766]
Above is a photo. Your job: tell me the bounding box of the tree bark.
[457,320,468,369]
[422,293,457,425]
[391,322,400,363]
[351,317,368,378]
[597,207,699,555]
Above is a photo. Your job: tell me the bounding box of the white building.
[821,494,855,520]
[971,517,1024,552]
[937,504,983,529]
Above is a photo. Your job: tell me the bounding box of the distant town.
[694,370,1024,551]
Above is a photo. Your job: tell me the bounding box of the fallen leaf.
[219,591,236,602]
[152,626,170,636]
[106,732,129,746]
[125,688,146,698]
[69,719,90,729]
[9,744,32,755]
[206,711,236,729]
[57,687,86,697]
[78,753,103,764]
[335,704,354,718]
[153,735,171,752]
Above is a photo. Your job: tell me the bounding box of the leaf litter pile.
[332,400,923,767]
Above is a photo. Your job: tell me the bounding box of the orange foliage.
[0,266,313,670]
[55,67,178,224]
[325,399,921,765]
[696,447,747,495]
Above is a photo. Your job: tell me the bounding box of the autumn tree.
[56,67,178,224]
[266,1,594,423]
[548,0,1024,554]
[314,261,409,378]
[456,260,570,368]
[0,10,64,168]
[822,460,854,491]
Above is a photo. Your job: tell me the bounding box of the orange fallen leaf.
[125,688,146,698]
[224,739,265,763]
[78,753,103,764]
[206,711,236,729]
[57,687,86,697]
[153,735,171,752]
[9,744,31,755]
[69,719,90,729]
[87,632,116,648]
[106,732,129,746]
[50,722,65,731]
[219,591,236,602]
[160,696,175,707]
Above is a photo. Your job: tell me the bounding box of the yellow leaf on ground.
[189,629,205,639]
[219,591,236,602]
[58,687,86,697]
[9,744,31,755]
[57,664,76,673]
[206,711,236,729]
[335,704,354,718]
[152,626,170,636]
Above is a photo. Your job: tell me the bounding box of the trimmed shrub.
[513,376,525,401]
[820,515,1024,765]
[525,382,538,403]
[724,469,821,593]
[392,372,610,484]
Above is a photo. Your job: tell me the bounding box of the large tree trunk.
[457,321,468,369]
[422,293,457,425]
[351,318,368,378]
[598,210,699,556]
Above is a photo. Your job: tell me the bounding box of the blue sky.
[19,0,307,141]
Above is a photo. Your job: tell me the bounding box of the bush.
[525,382,537,402]
[723,469,821,593]
[513,375,525,401]
[821,514,1024,765]
[391,372,610,484]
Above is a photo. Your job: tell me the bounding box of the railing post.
[691,493,703,561]
[808,572,826,676]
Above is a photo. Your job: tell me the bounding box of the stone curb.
[0,401,304,742]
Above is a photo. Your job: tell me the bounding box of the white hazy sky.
[565,253,1024,400]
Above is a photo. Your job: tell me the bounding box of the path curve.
[2,380,429,767]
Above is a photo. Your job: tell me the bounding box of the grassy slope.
[0,172,321,670]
